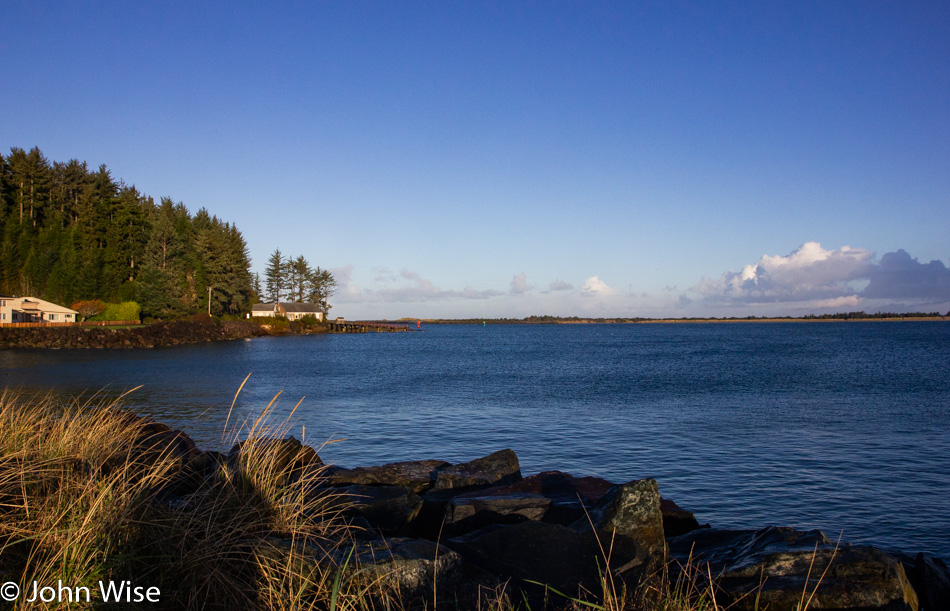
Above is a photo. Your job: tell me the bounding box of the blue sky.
[3,2,949,318]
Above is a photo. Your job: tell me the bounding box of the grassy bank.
[0,393,785,611]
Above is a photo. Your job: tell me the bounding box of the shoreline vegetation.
[1,392,943,610]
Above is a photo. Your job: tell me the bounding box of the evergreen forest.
[0,146,254,320]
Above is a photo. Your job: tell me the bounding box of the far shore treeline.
[0,146,256,320]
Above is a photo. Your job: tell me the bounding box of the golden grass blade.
[224,372,253,439]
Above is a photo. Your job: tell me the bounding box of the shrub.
[90,301,142,322]
[298,314,319,329]
[71,299,107,322]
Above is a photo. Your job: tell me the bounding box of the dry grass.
[0,389,358,610]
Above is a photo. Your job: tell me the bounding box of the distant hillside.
[0,146,253,319]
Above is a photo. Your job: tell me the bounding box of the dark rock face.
[334,537,463,608]
[573,478,666,581]
[660,497,707,537]
[447,521,605,596]
[444,471,613,535]
[433,449,522,492]
[335,484,423,534]
[325,459,449,493]
[668,526,920,611]
[897,553,950,611]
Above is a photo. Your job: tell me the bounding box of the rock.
[406,451,522,540]
[334,537,463,609]
[572,478,666,581]
[445,490,551,535]
[325,459,450,493]
[447,521,605,597]
[668,526,920,611]
[260,536,461,609]
[334,484,423,534]
[660,497,707,537]
[433,449,522,492]
[228,436,323,483]
[164,450,226,496]
[132,421,200,469]
[897,553,950,611]
[444,471,613,535]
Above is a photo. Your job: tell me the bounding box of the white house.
[0,296,78,325]
[281,303,324,322]
[249,302,324,322]
[251,302,284,318]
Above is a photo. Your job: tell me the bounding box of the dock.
[326,321,413,333]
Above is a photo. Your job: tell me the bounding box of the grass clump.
[0,389,354,610]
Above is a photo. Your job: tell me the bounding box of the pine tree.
[265,249,284,304]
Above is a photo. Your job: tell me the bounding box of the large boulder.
[334,484,423,534]
[447,521,605,597]
[668,526,920,611]
[444,471,613,535]
[324,459,449,493]
[266,536,462,610]
[572,478,666,582]
[128,421,202,489]
[432,449,522,492]
[408,450,523,539]
[334,537,463,609]
[227,435,324,484]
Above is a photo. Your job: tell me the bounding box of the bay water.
[2,322,948,558]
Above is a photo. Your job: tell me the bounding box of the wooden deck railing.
[0,320,140,328]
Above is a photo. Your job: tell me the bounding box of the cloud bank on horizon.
[332,243,950,319]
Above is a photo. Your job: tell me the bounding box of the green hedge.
[90,301,142,322]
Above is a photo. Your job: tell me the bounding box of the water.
[2,322,948,559]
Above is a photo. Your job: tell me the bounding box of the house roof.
[9,297,77,315]
[280,302,322,313]
[251,303,279,312]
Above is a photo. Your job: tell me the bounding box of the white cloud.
[510,272,533,295]
[694,242,874,303]
[581,276,615,296]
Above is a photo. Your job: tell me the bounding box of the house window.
[48,314,56,321]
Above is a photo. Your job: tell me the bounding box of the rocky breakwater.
[140,426,947,610]
[0,317,268,349]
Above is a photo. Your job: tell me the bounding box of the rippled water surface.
[2,322,948,558]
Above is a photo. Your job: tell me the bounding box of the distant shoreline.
[391,315,950,325]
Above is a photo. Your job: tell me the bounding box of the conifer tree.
[265,249,284,304]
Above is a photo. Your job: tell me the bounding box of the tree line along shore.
[0,146,335,325]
